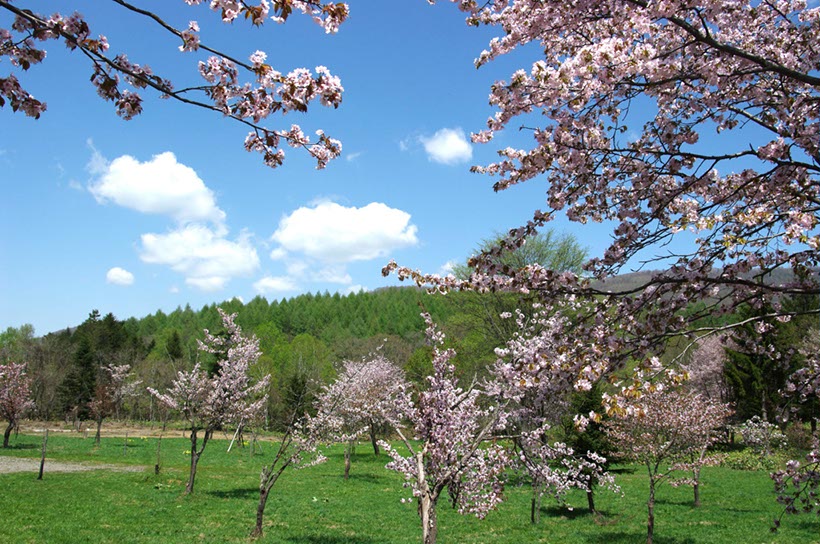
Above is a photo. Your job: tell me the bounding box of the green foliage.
[715,450,780,472]
[453,229,588,279]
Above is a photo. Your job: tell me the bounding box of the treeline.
[0,287,491,428]
[2,284,818,432]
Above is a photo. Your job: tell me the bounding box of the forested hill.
[1,287,495,423]
[121,286,460,363]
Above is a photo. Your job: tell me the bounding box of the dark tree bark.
[185,428,210,494]
[369,421,380,455]
[3,421,13,448]
[344,440,352,480]
[95,416,103,446]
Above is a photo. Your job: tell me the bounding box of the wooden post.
[154,434,162,475]
[37,429,48,480]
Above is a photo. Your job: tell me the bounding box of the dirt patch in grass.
[0,455,146,474]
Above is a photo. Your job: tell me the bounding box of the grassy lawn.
[0,431,818,543]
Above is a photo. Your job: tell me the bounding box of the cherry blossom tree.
[251,417,326,538]
[388,0,820,411]
[487,306,618,519]
[312,353,411,479]
[0,361,34,448]
[380,314,510,544]
[605,388,730,544]
[772,333,820,529]
[514,432,617,523]
[148,308,269,494]
[1,1,346,168]
[772,448,820,532]
[88,363,141,446]
[684,334,731,404]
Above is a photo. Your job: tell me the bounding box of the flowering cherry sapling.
[251,416,327,538]
[0,361,34,448]
[88,363,141,446]
[380,314,509,544]
[312,353,411,478]
[0,1,347,169]
[605,389,730,544]
[489,307,617,520]
[148,308,269,494]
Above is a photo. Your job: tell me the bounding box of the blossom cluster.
[0,362,34,429]
[1,1,348,168]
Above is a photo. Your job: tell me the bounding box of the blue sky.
[1,0,617,335]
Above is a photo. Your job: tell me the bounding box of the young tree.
[514,431,617,523]
[0,362,34,448]
[250,418,326,538]
[605,388,730,544]
[1,1,346,169]
[88,363,141,445]
[149,308,269,494]
[488,306,617,519]
[380,314,510,544]
[312,354,410,478]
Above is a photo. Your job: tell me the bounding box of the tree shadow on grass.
[285,534,380,544]
[655,497,697,507]
[336,473,383,484]
[543,505,599,521]
[207,487,258,499]
[586,531,695,544]
[5,443,38,450]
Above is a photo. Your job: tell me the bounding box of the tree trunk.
[344,440,352,480]
[95,417,103,447]
[252,463,286,538]
[3,421,12,448]
[186,428,207,494]
[587,487,596,514]
[251,485,271,538]
[369,421,380,455]
[693,464,702,507]
[419,493,438,544]
[647,477,655,544]
[415,450,438,544]
[38,429,48,480]
[155,434,162,475]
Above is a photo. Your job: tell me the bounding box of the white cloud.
[269,248,288,260]
[169,285,180,294]
[438,260,458,276]
[106,267,134,286]
[140,225,259,291]
[345,151,363,162]
[312,266,353,285]
[88,151,226,226]
[271,201,418,263]
[420,128,473,165]
[343,284,368,295]
[254,275,299,294]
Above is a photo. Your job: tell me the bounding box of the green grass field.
[0,431,818,543]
